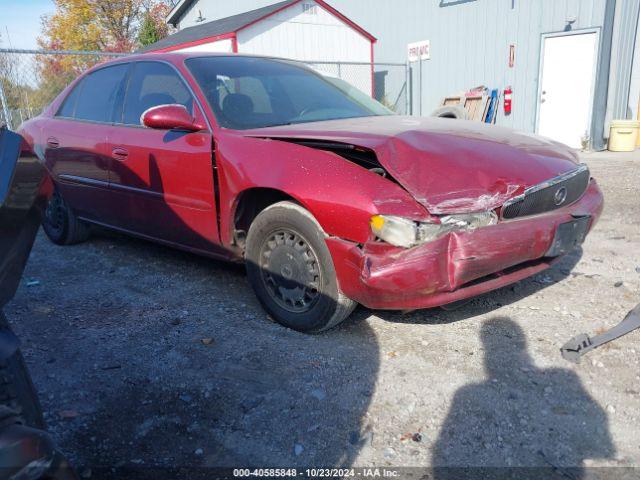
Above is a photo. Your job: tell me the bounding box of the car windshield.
[186,56,393,130]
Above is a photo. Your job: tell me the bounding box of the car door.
[44,63,128,223]
[106,60,219,252]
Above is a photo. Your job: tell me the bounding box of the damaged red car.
[19,53,604,333]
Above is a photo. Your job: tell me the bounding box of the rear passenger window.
[122,62,193,125]
[56,82,81,118]
[74,64,128,123]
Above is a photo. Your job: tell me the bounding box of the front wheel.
[245,201,356,333]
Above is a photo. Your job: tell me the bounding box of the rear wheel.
[42,189,90,245]
[245,201,356,333]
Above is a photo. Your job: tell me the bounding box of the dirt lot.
[5,151,640,476]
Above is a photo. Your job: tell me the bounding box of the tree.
[2,0,177,129]
[138,3,172,47]
[29,0,175,124]
[38,0,174,53]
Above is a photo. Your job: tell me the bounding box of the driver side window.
[121,61,194,126]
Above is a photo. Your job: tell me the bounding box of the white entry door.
[537,32,598,148]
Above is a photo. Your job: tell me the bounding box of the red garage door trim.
[152,32,239,53]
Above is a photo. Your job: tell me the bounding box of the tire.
[431,105,468,120]
[42,189,90,245]
[245,201,356,333]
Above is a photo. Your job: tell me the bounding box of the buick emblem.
[554,186,568,206]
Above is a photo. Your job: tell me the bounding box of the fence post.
[0,80,11,128]
[405,62,411,116]
[419,59,423,116]
[408,64,414,116]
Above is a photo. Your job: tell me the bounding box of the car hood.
[243,115,582,214]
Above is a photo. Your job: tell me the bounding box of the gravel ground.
[4,150,640,477]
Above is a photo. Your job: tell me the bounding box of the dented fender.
[214,130,429,246]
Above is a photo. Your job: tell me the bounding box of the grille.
[501,165,590,220]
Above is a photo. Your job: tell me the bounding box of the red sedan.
[18,53,604,333]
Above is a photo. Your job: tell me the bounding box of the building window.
[302,3,318,15]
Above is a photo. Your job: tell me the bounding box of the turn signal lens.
[370,215,386,231]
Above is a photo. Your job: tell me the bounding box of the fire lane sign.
[408,40,430,62]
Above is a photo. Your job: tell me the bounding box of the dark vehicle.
[19,53,604,333]
[0,126,75,479]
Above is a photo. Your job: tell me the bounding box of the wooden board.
[463,95,488,122]
[440,92,491,122]
[442,95,463,106]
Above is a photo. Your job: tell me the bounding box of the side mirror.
[141,104,206,132]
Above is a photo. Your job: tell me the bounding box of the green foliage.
[137,3,171,47]
[138,12,161,46]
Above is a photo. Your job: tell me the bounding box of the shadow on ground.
[431,317,614,479]
[12,228,617,479]
[33,229,381,478]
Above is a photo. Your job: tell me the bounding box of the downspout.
[591,0,616,151]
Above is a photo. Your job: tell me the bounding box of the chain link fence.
[0,49,410,130]
[304,61,410,115]
[0,49,127,130]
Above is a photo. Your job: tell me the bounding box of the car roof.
[84,52,305,74]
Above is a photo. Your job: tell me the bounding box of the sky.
[0,0,55,49]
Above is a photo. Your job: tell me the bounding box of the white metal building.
[156,0,640,151]
[143,0,376,95]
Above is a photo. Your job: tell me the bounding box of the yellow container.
[609,120,640,152]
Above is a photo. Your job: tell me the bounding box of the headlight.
[370,211,498,248]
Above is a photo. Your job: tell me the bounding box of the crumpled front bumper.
[326,179,604,310]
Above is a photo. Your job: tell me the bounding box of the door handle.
[112,147,129,161]
[46,137,59,148]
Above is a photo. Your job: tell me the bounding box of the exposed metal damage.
[260,137,397,181]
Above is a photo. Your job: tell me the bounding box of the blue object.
[485,89,499,123]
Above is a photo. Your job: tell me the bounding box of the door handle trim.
[112,147,129,161]
[46,137,59,148]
